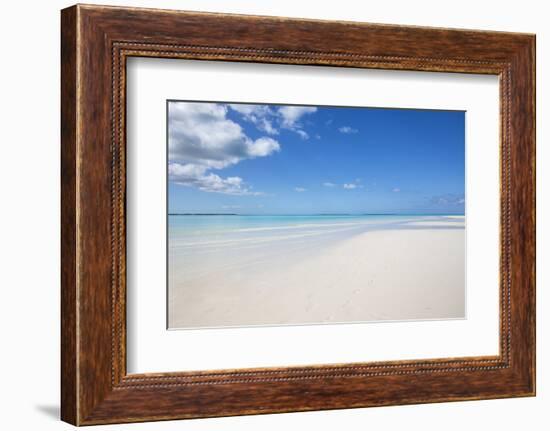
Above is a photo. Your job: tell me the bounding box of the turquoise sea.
[168,215,464,275]
[169,214,461,248]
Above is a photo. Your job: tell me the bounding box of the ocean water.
[169,214,459,246]
[168,215,463,278]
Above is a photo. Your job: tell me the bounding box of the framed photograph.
[61,4,535,425]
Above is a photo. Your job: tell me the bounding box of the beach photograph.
[167,101,465,329]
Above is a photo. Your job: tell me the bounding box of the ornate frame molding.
[61,5,535,425]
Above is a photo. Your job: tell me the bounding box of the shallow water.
[168,214,464,281]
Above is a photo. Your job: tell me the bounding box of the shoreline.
[168,216,466,329]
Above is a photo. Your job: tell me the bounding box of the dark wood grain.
[60,5,78,425]
[61,4,536,425]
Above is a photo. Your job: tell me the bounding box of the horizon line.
[168,212,466,216]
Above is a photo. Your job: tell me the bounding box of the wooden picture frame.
[61,4,535,425]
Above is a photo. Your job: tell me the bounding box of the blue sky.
[168,101,465,215]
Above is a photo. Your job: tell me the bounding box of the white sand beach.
[168,216,465,329]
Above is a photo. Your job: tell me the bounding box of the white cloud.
[228,103,317,139]
[168,102,319,194]
[168,102,280,194]
[228,104,278,135]
[338,126,358,134]
[278,106,317,128]
[169,103,279,168]
[169,164,263,196]
[295,130,309,140]
[246,136,280,157]
[258,119,278,135]
[294,187,307,192]
[430,194,465,205]
[168,162,208,178]
[343,183,357,189]
[277,106,317,139]
[392,188,401,193]
[228,104,270,117]
[323,182,336,187]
